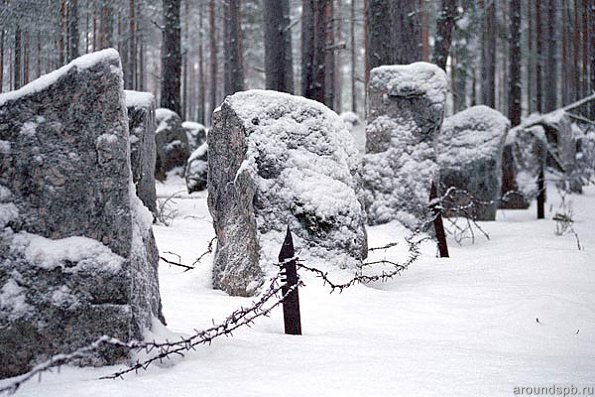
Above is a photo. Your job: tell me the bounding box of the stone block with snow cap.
[0,50,164,379]
[125,90,157,213]
[500,125,547,209]
[182,121,207,151]
[362,62,447,228]
[437,106,510,220]
[207,90,368,297]
[154,108,190,181]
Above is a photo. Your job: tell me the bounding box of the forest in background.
[0,0,593,127]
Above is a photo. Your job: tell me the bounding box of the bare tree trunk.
[324,0,335,109]
[562,0,568,104]
[367,0,422,70]
[432,0,457,70]
[0,27,4,93]
[100,0,114,49]
[36,31,41,78]
[536,0,544,111]
[527,0,534,113]
[420,0,430,61]
[161,0,182,115]
[93,0,98,51]
[60,0,67,64]
[481,0,496,108]
[209,0,218,122]
[14,25,22,90]
[544,0,557,111]
[223,0,244,97]
[197,0,206,124]
[333,0,342,113]
[350,0,357,112]
[573,0,580,101]
[128,0,136,90]
[23,32,29,85]
[182,0,189,119]
[301,0,329,103]
[68,0,79,62]
[508,0,522,126]
[264,0,294,93]
[581,0,588,100]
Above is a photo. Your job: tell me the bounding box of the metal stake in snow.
[429,182,449,258]
[537,166,545,219]
[279,226,302,335]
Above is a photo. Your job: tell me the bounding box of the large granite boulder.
[539,111,581,193]
[362,62,448,228]
[208,90,367,296]
[0,49,164,379]
[500,125,548,209]
[182,121,207,152]
[437,106,510,220]
[185,142,208,193]
[154,108,190,181]
[125,90,157,214]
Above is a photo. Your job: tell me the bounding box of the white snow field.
[2,175,594,397]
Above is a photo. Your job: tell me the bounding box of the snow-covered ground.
[3,176,594,397]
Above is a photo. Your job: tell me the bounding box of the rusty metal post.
[430,182,449,258]
[278,227,302,335]
[537,166,545,219]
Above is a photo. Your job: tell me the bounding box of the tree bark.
[544,0,557,111]
[0,28,4,93]
[508,0,522,126]
[350,0,357,112]
[367,0,422,70]
[208,0,218,122]
[60,0,67,64]
[128,0,136,90]
[324,0,335,109]
[432,0,457,70]
[197,0,206,124]
[160,0,182,115]
[481,0,496,108]
[68,0,79,62]
[14,25,22,90]
[264,0,294,93]
[301,0,329,103]
[100,0,114,49]
[223,0,244,97]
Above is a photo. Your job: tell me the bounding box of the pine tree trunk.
[421,0,430,61]
[60,0,67,64]
[161,0,182,115]
[581,0,588,100]
[182,0,189,119]
[68,0,79,62]
[208,0,218,122]
[544,0,557,111]
[508,0,522,126]
[432,0,457,70]
[264,0,294,93]
[14,25,22,90]
[333,0,342,113]
[350,0,357,112]
[197,1,205,123]
[0,28,4,93]
[367,0,422,70]
[23,32,29,85]
[100,0,114,49]
[324,0,335,109]
[223,0,244,97]
[573,0,580,101]
[128,0,136,90]
[535,0,543,111]
[527,0,534,113]
[301,0,329,103]
[481,0,496,108]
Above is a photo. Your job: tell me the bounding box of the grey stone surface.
[125,90,157,214]
[539,112,581,193]
[185,143,208,193]
[182,121,207,152]
[362,62,448,228]
[500,126,548,209]
[208,90,367,297]
[437,106,510,220]
[154,108,190,181]
[0,49,164,379]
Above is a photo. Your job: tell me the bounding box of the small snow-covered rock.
[125,90,157,213]
[340,111,366,153]
[185,142,208,193]
[437,106,510,220]
[362,62,447,228]
[208,90,367,296]
[182,121,207,151]
[155,108,190,181]
[501,125,547,209]
[0,50,164,379]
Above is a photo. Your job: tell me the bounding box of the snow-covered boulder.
[182,121,207,151]
[185,142,208,193]
[208,90,367,296]
[437,106,510,220]
[362,62,448,228]
[340,111,366,153]
[0,50,164,379]
[539,111,581,193]
[125,90,157,214]
[155,108,190,181]
[501,125,548,209]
